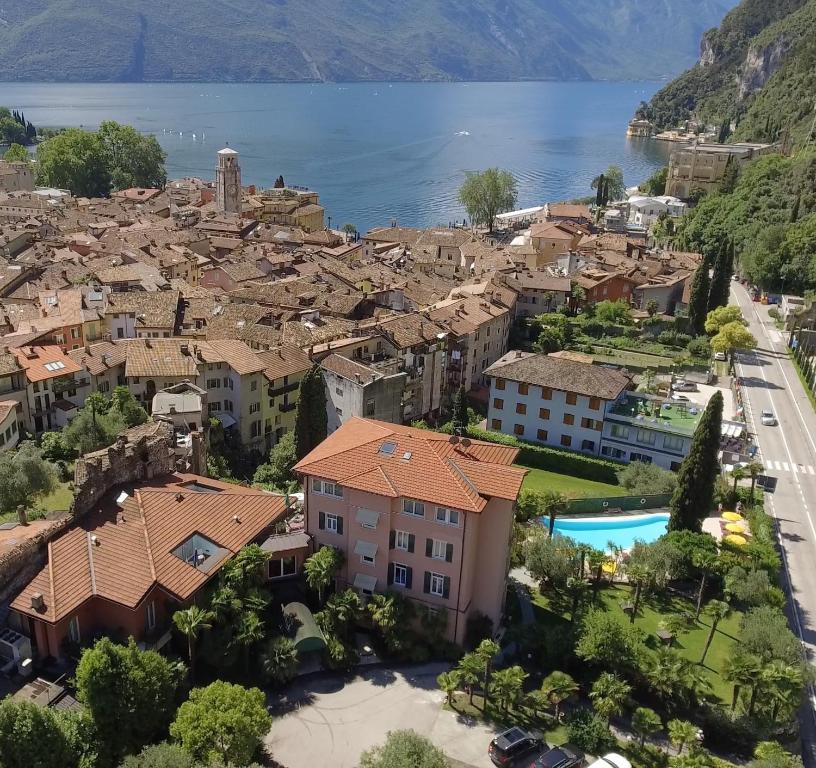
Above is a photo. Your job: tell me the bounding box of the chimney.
[17,505,28,526]
[175,493,184,503]
[30,592,44,611]
[145,338,152,348]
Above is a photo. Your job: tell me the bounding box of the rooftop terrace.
[608,394,702,434]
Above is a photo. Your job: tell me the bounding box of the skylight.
[43,361,66,371]
[172,533,226,573]
[378,441,397,456]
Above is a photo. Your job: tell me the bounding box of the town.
[0,110,811,768]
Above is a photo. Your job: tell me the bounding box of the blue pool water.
[543,513,670,551]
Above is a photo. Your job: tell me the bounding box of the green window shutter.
[408,534,415,553]
[423,571,431,594]
[337,516,343,535]
[387,563,394,586]
[318,511,325,530]
[425,538,433,557]
[389,530,395,549]
[406,567,413,589]
[442,576,450,599]
[445,543,454,563]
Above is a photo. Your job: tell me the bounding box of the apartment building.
[296,418,526,644]
[0,399,20,452]
[257,344,313,449]
[484,351,631,455]
[503,272,572,319]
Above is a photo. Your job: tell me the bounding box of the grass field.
[532,584,741,704]
[1,480,74,525]
[518,465,625,499]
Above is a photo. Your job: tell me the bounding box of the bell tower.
[215,146,241,214]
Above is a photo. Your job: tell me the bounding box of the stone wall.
[71,422,177,516]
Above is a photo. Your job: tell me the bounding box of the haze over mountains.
[0,0,737,83]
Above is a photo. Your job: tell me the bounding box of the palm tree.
[437,670,460,707]
[456,653,483,706]
[747,461,764,503]
[233,610,265,674]
[587,548,606,602]
[762,660,804,723]
[722,652,761,711]
[699,599,730,666]
[692,550,719,620]
[542,491,568,538]
[660,614,688,648]
[541,671,578,721]
[476,639,501,707]
[625,561,650,624]
[325,589,362,641]
[632,707,661,747]
[667,719,698,754]
[261,636,299,686]
[304,546,341,604]
[172,605,213,683]
[590,672,631,724]
[490,666,527,714]
[731,466,746,495]
[646,647,709,710]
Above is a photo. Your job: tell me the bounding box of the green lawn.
[518,465,625,499]
[532,584,742,704]
[35,481,74,514]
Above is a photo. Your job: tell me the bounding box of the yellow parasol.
[602,560,617,575]
[722,511,743,522]
[724,522,747,534]
[724,534,748,546]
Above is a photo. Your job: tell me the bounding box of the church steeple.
[215,146,241,214]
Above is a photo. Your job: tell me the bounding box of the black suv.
[528,745,585,768]
[488,727,543,766]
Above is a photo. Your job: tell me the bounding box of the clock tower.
[215,146,241,214]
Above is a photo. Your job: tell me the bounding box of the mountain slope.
[638,0,816,144]
[0,0,735,83]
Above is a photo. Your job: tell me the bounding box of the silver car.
[761,409,776,426]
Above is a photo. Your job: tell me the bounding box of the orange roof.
[11,474,288,624]
[0,399,17,423]
[294,418,526,513]
[14,345,83,383]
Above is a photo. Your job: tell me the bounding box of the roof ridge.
[446,458,483,512]
[374,465,399,496]
[46,539,56,617]
[136,490,158,582]
[85,531,98,596]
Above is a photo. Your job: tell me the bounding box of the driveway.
[265,663,498,768]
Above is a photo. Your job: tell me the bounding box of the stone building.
[215,147,242,214]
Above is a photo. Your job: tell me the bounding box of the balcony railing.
[279,402,297,413]
[268,381,299,398]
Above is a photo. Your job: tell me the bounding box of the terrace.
[607,394,702,435]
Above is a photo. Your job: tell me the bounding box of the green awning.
[283,601,326,654]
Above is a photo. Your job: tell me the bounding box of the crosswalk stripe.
[809,466,816,476]
[782,462,790,472]
[792,464,799,474]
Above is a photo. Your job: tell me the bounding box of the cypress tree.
[687,260,711,336]
[669,391,724,532]
[452,385,469,437]
[790,193,801,223]
[294,366,328,460]
[595,174,605,207]
[707,240,732,312]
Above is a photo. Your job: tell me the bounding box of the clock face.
[229,181,240,196]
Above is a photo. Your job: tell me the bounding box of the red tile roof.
[294,418,526,513]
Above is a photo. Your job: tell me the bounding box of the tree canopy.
[592,165,625,202]
[458,168,518,232]
[170,681,271,767]
[359,729,449,768]
[0,441,58,517]
[617,461,677,495]
[294,366,327,460]
[711,322,757,356]
[0,699,77,768]
[3,142,29,162]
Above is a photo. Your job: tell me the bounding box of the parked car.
[489,728,543,766]
[761,409,777,426]
[714,351,727,361]
[528,745,584,768]
[673,379,697,392]
[671,393,690,402]
[586,754,632,768]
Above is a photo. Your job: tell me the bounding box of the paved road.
[731,283,816,765]
[265,664,498,768]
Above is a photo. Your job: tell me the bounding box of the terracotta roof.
[0,351,22,377]
[485,351,632,401]
[530,222,576,240]
[105,290,180,329]
[504,272,572,293]
[547,203,591,220]
[376,313,448,349]
[0,399,17,422]
[14,345,83,383]
[125,339,200,379]
[200,339,265,376]
[68,340,127,376]
[294,418,525,513]
[257,345,312,382]
[320,353,381,383]
[11,474,288,624]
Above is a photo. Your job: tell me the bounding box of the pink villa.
[295,418,527,643]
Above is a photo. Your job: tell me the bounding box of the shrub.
[465,426,623,484]
[699,705,757,757]
[465,612,493,650]
[687,336,711,358]
[565,709,616,753]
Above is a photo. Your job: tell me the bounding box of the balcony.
[279,401,297,413]
[607,395,700,436]
[268,381,299,398]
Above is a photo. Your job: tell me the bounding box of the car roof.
[497,727,530,745]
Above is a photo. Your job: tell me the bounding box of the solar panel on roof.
[378,441,397,456]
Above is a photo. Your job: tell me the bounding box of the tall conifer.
[294,366,328,460]
[687,260,711,336]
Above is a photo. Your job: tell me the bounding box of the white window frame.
[403,499,425,518]
[636,429,657,446]
[360,552,376,566]
[429,572,445,597]
[394,530,410,551]
[393,563,408,587]
[325,513,339,533]
[313,478,343,498]
[146,600,156,631]
[663,433,685,451]
[431,539,448,560]
[436,507,460,526]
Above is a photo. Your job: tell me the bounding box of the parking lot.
[265,663,499,768]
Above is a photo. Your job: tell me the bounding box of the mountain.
[638,0,816,144]
[0,0,736,83]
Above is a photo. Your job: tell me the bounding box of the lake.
[0,81,670,233]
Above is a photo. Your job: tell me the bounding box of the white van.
[586,755,631,768]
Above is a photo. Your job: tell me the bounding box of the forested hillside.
[0,0,734,83]
[638,0,816,145]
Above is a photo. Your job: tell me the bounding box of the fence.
[564,493,672,515]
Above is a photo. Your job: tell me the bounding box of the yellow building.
[257,345,313,449]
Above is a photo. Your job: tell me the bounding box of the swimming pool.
[543,512,670,551]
